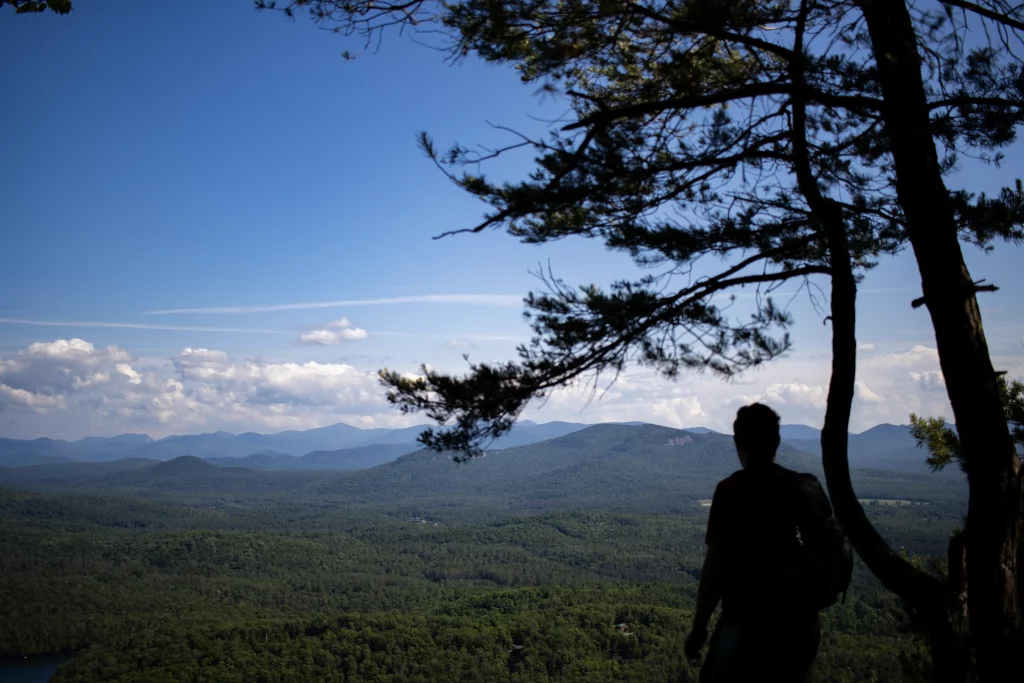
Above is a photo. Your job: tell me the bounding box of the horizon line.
[3,418,915,443]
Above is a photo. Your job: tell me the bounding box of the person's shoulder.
[778,466,832,511]
[777,464,821,485]
[716,469,746,489]
[711,470,745,501]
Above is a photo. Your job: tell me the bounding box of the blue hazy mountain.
[203,443,419,471]
[778,423,960,474]
[0,420,590,463]
[0,419,956,475]
[0,451,77,467]
[0,425,965,509]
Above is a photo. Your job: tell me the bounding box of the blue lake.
[0,655,71,683]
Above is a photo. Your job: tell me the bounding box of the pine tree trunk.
[787,15,972,674]
[817,198,970,683]
[928,531,972,681]
[856,2,1024,679]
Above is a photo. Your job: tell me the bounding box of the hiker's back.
[703,462,830,683]
[706,463,830,624]
[691,404,840,683]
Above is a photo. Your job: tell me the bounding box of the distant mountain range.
[778,422,955,474]
[203,442,418,471]
[0,424,966,511]
[0,420,590,467]
[0,419,945,476]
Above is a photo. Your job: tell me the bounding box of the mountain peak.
[151,455,216,473]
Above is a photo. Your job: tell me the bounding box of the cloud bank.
[0,337,1013,440]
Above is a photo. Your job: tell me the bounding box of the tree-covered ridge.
[46,584,932,683]
[0,425,968,515]
[0,483,954,682]
[0,422,969,681]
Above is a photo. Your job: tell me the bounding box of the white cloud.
[864,344,939,370]
[115,364,142,385]
[514,343,992,434]
[855,381,885,404]
[857,343,876,351]
[910,370,945,391]
[297,318,369,346]
[444,339,478,350]
[650,397,706,428]
[0,339,1018,440]
[0,384,66,412]
[0,339,132,414]
[146,294,524,315]
[760,382,829,409]
[0,339,415,438]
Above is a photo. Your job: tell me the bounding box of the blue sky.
[1,1,1022,439]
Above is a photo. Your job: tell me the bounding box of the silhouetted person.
[684,403,843,683]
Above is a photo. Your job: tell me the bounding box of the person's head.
[733,403,781,468]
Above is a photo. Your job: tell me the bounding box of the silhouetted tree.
[911,375,1024,476]
[264,1,1024,678]
[0,0,71,14]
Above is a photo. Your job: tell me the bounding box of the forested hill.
[0,422,967,681]
[312,424,964,512]
[0,424,966,513]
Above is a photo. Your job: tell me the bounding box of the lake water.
[0,655,71,683]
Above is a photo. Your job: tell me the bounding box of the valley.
[0,421,964,682]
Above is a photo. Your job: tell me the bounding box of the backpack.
[785,473,855,610]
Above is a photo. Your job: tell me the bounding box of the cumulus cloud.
[517,343,977,434]
[444,339,478,350]
[855,381,885,404]
[1,338,1016,440]
[910,370,945,391]
[0,339,129,414]
[0,384,66,411]
[864,344,939,369]
[297,318,369,346]
[759,383,829,409]
[650,397,705,429]
[0,338,410,438]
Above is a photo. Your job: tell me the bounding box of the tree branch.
[564,82,882,132]
[629,2,797,61]
[563,82,791,131]
[911,279,999,308]
[431,127,599,239]
[930,95,1024,110]
[940,0,1024,32]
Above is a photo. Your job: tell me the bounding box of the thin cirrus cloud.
[145,294,524,315]
[0,317,286,334]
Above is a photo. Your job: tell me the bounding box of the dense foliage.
[0,433,967,681]
[910,375,1024,475]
